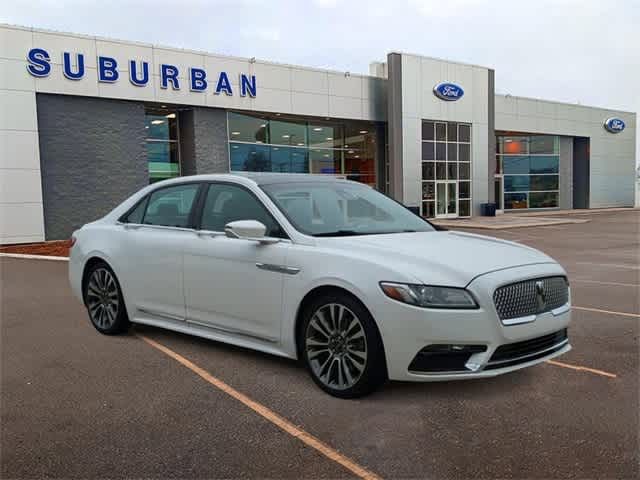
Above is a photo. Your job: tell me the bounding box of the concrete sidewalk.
[431,207,638,229]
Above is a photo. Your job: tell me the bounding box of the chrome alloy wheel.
[305,303,368,390]
[86,268,120,330]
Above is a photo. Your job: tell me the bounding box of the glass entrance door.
[436,181,458,218]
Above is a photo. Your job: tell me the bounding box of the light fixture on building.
[165,113,176,119]
[297,142,304,146]
[260,123,267,127]
[355,155,360,158]
[313,127,323,131]
[326,137,333,140]
[232,145,239,149]
[348,150,354,154]
[161,105,167,108]
[151,120,164,125]
[359,130,368,134]
[282,134,290,138]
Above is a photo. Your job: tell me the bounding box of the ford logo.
[433,82,464,101]
[603,117,625,133]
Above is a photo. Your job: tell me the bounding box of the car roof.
[155,172,353,187]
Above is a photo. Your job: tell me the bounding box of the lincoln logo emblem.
[535,281,547,310]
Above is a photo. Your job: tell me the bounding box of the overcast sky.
[3,0,638,166]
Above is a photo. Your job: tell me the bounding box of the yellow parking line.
[545,359,617,378]
[573,305,640,318]
[138,334,382,480]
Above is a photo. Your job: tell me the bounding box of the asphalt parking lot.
[1,210,638,479]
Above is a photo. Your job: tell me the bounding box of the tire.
[300,291,387,398]
[83,261,130,335]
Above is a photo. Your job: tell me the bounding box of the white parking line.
[573,306,640,318]
[575,261,640,271]
[570,278,639,288]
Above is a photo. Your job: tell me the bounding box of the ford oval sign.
[603,117,625,134]
[433,82,464,101]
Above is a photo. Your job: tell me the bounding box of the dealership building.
[0,24,636,244]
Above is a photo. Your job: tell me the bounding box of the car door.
[119,182,201,322]
[183,182,291,344]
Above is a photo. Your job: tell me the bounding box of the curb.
[0,253,69,261]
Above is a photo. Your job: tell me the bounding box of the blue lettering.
[240,74,256,97]
[98,56,119,82]
[160,64,180,90]
[190,68,207,92]
[215,71,233,95]
[129,60,149,86]
[62,52,85,80]
[26,48,51,77]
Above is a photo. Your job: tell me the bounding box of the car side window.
[122,197,148,223]
[200,183,285,237]
[142,184,199,228]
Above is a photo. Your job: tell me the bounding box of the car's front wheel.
[83,262,130,335]
[301,292,387,398]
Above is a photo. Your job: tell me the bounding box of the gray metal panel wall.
[487,69,496,203]
[559,137,573,209]
[386,53,403,201]
[36,94,147,240]
[573,137,590,208]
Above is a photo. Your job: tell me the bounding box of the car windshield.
[261,181,435,237]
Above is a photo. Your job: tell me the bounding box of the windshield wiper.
[314,230,366,237]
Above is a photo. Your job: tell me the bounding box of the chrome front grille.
[493,276,569,321]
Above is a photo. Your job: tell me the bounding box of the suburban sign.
[603,117,625,134]
[26,48,257,97]
[433,82,464,101]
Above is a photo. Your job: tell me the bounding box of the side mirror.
[224,220,279,244]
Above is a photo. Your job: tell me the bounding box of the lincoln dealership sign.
[603,117,625,134]
[433,82,464,101]
[26,48,257,97]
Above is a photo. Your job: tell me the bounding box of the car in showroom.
[69,173,571,398]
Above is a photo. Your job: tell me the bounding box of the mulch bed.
[0,240,71,257]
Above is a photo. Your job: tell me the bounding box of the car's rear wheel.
[301,292,386,398]
[84,262,129,335]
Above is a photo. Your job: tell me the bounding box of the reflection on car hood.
[319,230,557,286]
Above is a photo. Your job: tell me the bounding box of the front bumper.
[376,264,572,382]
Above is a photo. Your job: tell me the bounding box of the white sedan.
[69,173,571,398]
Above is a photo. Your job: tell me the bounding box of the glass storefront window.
[421,120,472,218]
[230,143,271,171]
[145,110,180,183]
[422,142,435,160]
[270,119,307,147]
[530,192,559,208]
[228,112,269,143]
[308,124,343,149]
[271,146,308,173]
[504,175,530,192]
[227,112,378,187]
[530,135,558,154]
[458,144,470,162]
[504,193,528,209]
[496,134,560,210]
[310,149,339,174]
[530,155,559,174]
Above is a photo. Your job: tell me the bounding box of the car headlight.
[379,282,478,309]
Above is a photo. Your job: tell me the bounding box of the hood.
[318,230,557,287]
